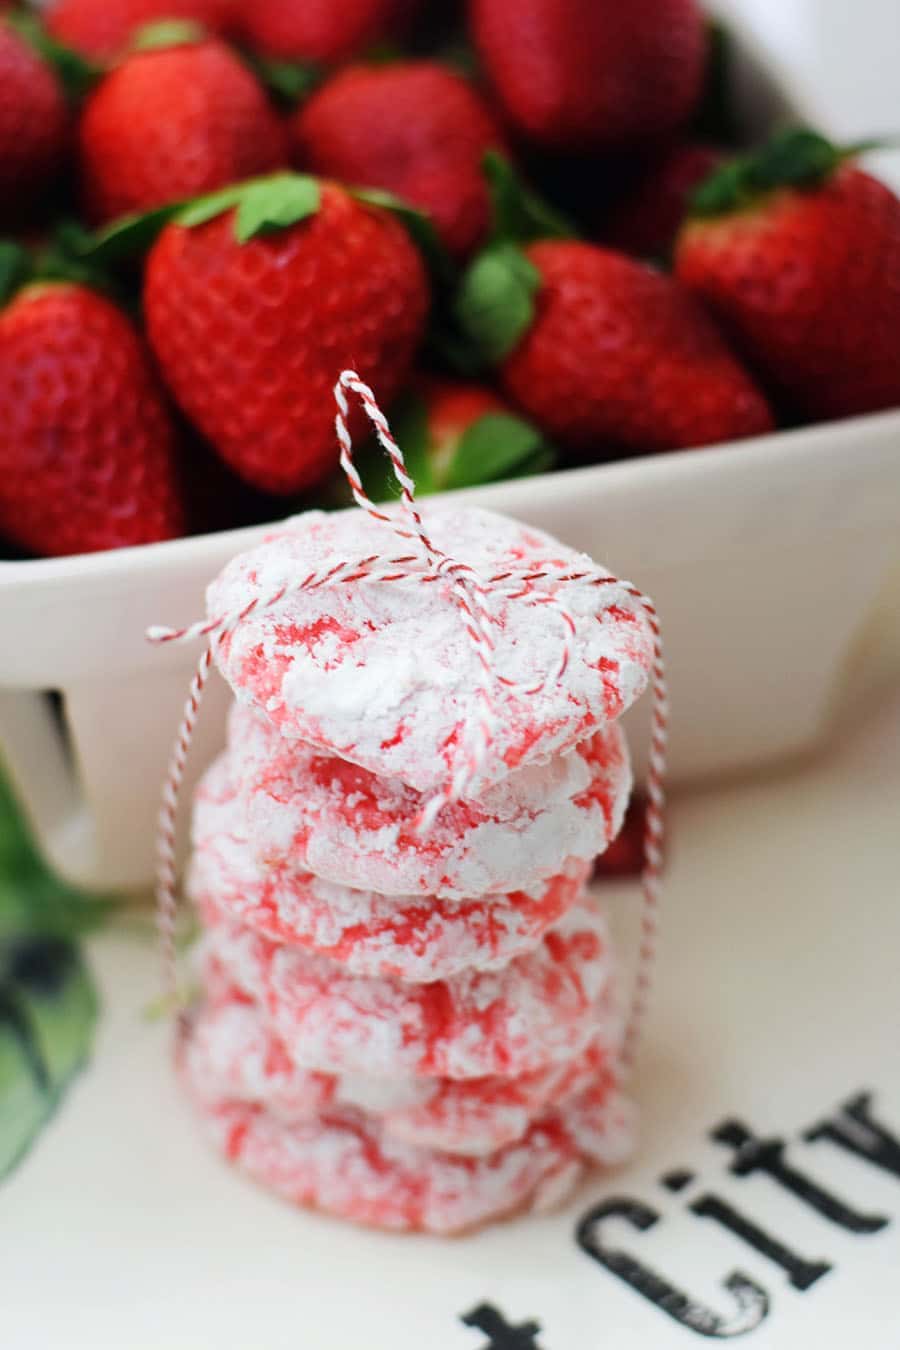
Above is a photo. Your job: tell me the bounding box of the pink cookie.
[181,1073,635,1234]
[190,756,591,981]
[199,898,614,1080]
[183,996,622,1156]
[230,703,631,899]
[208,504,653,795]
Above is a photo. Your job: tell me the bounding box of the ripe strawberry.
[238,0,408,64]
[144,176,429,493]
[355,375,553,500]
[46,0,235,60]
[0,283,184,556]
[456,238,774,454]
[0,20,68,221]
[471,0,706,152]
[79,35,287,224]
[604,142,724,259]
[676,130,900,421]
[291,63,505,261]
[593,791,652,880]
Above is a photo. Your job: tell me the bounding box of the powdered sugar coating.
[208,505,653,795]
[181,1070,636,1233]
[184,996,622,1155]
[200,898,614,1080]
[231,703,631,899]
[190,756,591,981]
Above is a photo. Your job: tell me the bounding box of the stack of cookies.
[179,504,655,1233]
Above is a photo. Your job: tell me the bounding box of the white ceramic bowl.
[1,13,899,891]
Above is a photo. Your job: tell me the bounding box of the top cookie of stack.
[208,503,655,796]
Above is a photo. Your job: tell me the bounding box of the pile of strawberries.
[1,0,898,558]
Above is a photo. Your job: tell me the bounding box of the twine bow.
[148,370,668,1072]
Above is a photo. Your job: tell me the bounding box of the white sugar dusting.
[208,504,653,794]
[183,499,643,1231]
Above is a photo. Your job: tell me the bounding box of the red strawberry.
[593,791,657,880]
[356,375,553,499]
[291,62,505,261]
[0,283,184,556]
[144,176,429,494]
[78,34,287,224]
[604,142,724,258]
[676,130,900,421]
[471,0,706,152]
[0,20,68,221]
[46,0,235,60]
[456,238,774,454]
[238,0,408,64]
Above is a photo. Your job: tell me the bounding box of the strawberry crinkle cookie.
[181,1067,635,1234]
[230,702,631,899]
[190,755,590,980]
[183,996,622,1156]
[175,488,651,1232]
[207,504,654,795]
[199,897,614,1081]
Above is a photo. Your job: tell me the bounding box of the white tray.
[4,687,899,1348]
[0,11,899,891]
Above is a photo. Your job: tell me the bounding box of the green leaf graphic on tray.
[0,938,98,1180]
[0,768,107,1181]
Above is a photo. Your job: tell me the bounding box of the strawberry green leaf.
[483,151,575,246]
[232,175,321,243]
[28,221,122,296]
[454,242,539,364]
[81,202,184,264]
[352,187,455,285]
[175,174,320,241]
[689,158,749,216]
[246,54,322,104]
[77,174,322,261]
[351,392,433,502]
[751,128,843,189]
[690,128,847,216]
[360,39,407,63]
[130,20,207,51]
[7,12,103,101]
[432,40,480,80]
[0,242,33,309]
[389,392,434,494]
[173,184,247,231]
[445,412,554,490]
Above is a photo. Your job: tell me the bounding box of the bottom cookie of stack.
[180,1025,634,1234]
[181,851,633,1229]
[182,995,626,1157]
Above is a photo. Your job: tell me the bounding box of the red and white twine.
[148,370,668,1072]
